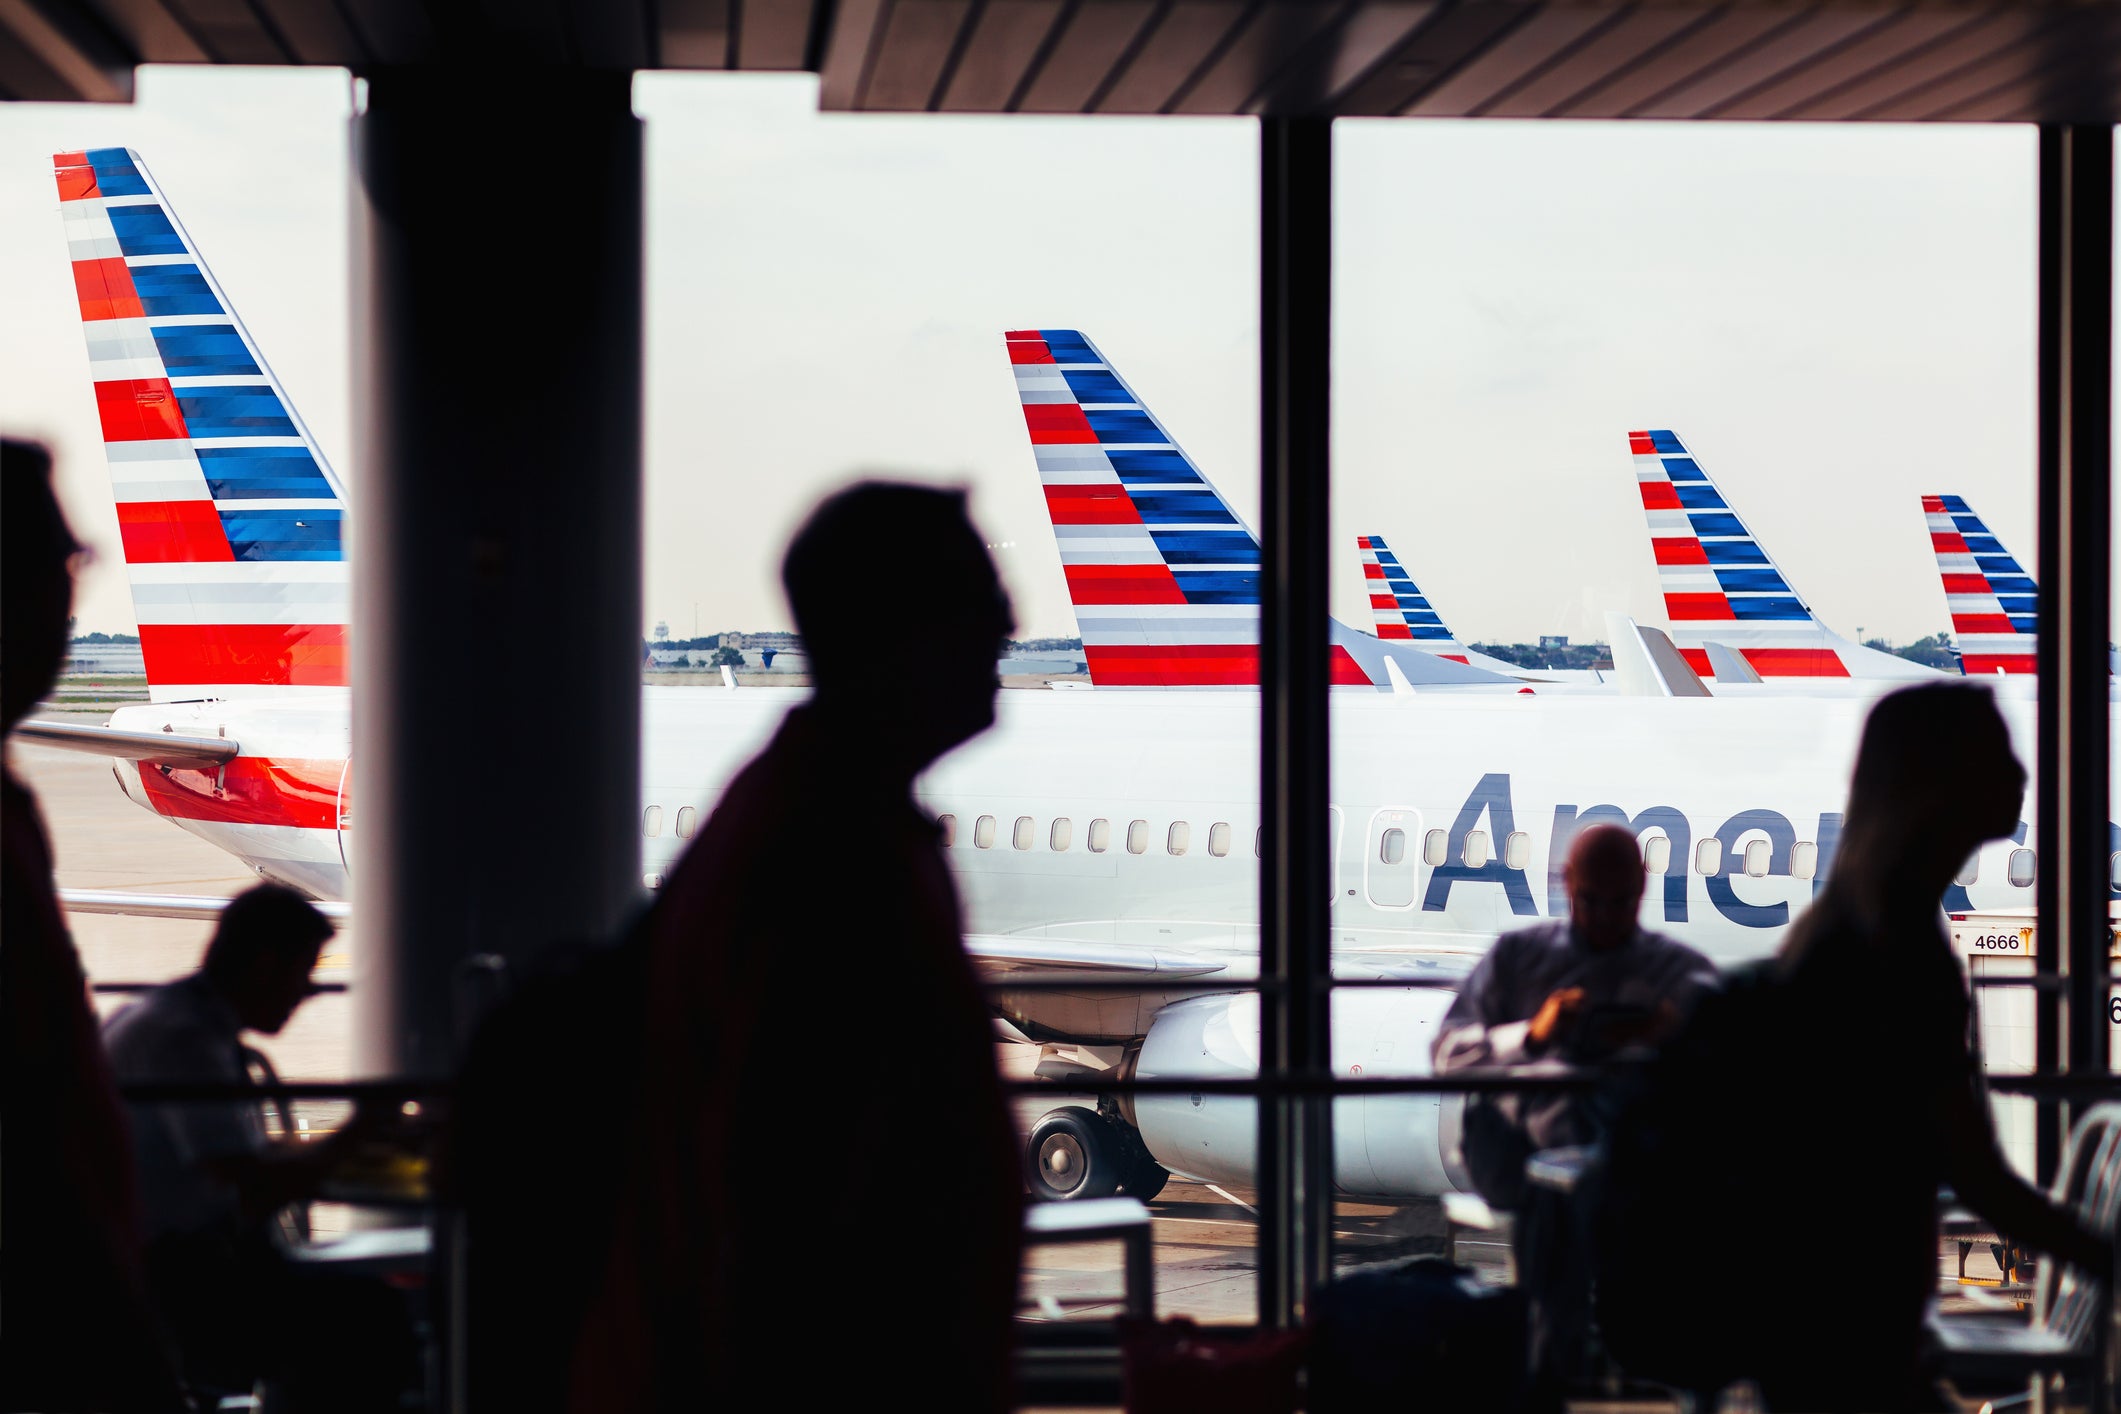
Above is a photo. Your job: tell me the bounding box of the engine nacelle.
[1133,987,1467,1199]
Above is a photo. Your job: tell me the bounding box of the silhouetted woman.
[1599,683,2107,1410]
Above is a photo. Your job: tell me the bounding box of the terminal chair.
[1930,1103,2121,1408]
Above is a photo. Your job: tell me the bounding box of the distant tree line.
[71,632,140,644]
[1862,633,1959,670]
[645,633,1087,656]
[1469,641,1612,671]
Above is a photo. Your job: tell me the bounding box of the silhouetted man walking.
[1,440,184,1411]
[575,483,1022,1410]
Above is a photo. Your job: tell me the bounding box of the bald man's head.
[1564,824,1646,953]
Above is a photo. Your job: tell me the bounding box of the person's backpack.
[441,922,654,1414]
[1590,961,1783,1390]
[1308,1257,1528,1412]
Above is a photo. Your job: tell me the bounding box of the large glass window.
[1333,119,2040,1299]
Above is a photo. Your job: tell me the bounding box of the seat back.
[2034,1103,2121,1345]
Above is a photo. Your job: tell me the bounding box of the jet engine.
[1132,986,1468,1198]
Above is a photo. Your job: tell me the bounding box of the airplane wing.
[15,719,240,769]
[60,889,347,926]
[965,935,1230,979]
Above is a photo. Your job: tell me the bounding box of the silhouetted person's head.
[783,482,1013,773]
[1838,682,2024,906]
[1566,823,1646,953]
[202,884,334,1034]
[3,440,81,733]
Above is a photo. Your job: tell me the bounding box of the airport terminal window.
[1743,839,1771,878]
[1956,851,1980,887]
[1209,822,1232,858]
[1013,816,1035,851]
[1087,818,1110,853]
[1695,838,1723,876]
[1643,833,1672,875]
[1423,829,1448,866]
[937,814,956,848]
[1127,820,1149,855]
[1503,831,1530,871]
[974,815,997,849]
[1791,840,1818,880]
[675,806,698,839]
[642,805,663,838]
[1051,818,1073,852]
[1167,822,1191,856]
[1464,830,1490,868]
[2009,847,2037,888]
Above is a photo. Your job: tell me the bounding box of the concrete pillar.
[350,70,644,1078]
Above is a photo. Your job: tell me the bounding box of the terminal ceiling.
[8,0,2121,121]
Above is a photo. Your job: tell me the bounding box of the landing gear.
[1024,1104,1173,1202]
[1028,1107,1118,1201]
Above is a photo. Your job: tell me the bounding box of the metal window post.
[2034,124,2112,1186]
[1258,113,1335,1329]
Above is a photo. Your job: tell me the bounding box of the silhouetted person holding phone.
[573,483,1023,1411]
[1598,683,2108,1410]
[1435,822,1716,1207]
[103,884,416,1411]
[1,439,184,1410]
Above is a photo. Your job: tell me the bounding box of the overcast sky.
[0,68,2051,645]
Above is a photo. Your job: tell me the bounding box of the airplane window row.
[921,812,2076,892]
[938,813,1252,859]
[641,805,699,839]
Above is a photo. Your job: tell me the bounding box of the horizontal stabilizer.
[965,934,1228,978]
[60,888,346,925]
[16,718,239,768]
[1702,642,1763,684]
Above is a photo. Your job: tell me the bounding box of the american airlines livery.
[1923,495,2038,676]
[1001,327,1520,692]
[1632,429,1941,684]
[1356,533,1604,685]
[28,150,2107,1203]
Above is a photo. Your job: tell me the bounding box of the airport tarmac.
[10,723,2010,1327]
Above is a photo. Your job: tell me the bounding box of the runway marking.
[1206,1184,1257,1215]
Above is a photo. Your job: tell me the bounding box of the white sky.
[0,67,2054,645]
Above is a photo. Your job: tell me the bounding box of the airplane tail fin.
[1357,534,1470,663]
[1629,428,1934,681]
[1924,495,2037,675]
[55,148,347,702]
[1006,328,1375,687]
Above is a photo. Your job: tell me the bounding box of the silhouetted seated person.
[2,439,184,1409]
[1597,683,2109,1411]
[572,484,1023,1411]
[1434,823,1717,1209]
[102,883,415,1411]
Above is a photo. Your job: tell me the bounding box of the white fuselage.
[103,682,2079,1196]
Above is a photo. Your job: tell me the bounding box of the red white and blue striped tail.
[56,148,346,703]
[1356,534,1469,662]
[1630,429,1936,682]
[1924,495,2037,676]
[1628,427,1833,678]
[1007,328,1376,688]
